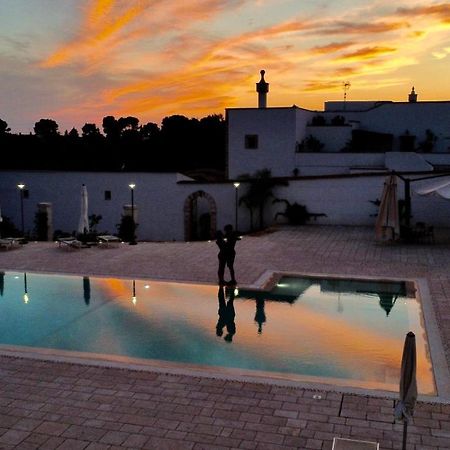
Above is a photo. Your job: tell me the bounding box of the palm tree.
[239,169,287,230]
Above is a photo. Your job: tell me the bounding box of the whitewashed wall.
[227,108,298,179]
[227,102,450,179]
[0,171,238,241]
[267,175,450,227]
[330,102,450,152]
[1,171,449,241]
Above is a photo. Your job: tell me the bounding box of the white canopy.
[412,176,450,200]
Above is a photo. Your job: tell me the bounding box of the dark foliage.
[0,113,227,173]
[273,200,309,225]
[117,215,137,242]
[0,216,21,238]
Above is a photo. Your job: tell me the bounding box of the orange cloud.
[320,20,411,35]
[397,3,450,24]
[337,46,397,61]
[310,41,355,55]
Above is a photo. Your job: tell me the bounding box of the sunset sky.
[1,0,449,133]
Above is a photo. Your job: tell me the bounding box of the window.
[104,190,112,200]
[245,134,258,149]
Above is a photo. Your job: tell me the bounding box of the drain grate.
[332,437,379,450]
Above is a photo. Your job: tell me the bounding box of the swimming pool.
[0,271,435,395]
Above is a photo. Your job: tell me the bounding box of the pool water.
[0,271,435,394]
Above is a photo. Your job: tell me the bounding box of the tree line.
[0,115,226,176]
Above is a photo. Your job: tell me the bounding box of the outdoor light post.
[129,183,137,245]
[17,183,25,236]
[233,182,240,231]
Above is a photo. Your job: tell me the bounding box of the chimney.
[256,70,269,108]
[408,86,417,103]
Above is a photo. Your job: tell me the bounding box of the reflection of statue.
[379,294,398,316]
[254,297,266,334]
[216,286,236,342]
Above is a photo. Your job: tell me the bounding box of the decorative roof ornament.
[256,70,269,108]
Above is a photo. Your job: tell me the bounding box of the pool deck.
[0,225,449,450]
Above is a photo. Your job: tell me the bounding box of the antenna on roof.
[343,81,351,110]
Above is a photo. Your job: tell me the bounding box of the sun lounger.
[57,237,83,250]
[0,238,21,250]
[97,235,122,247]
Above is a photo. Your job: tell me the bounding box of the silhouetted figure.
[216,286,236,342]
[216,224,240,285]
[254,297,266,334]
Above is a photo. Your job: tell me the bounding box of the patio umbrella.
[375,174,400,241]
[413,175,450,199]
[78,184,89,235]
[83,276,91,305]
[394,331,417,450]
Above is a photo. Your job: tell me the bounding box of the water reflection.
[254,297,266,334]
[132,280,136,305]
[240,277,410,318]
[23,272,29,304]
[0,271,4,296]
[378,294,398,316]
[216,286,236,342]
[83,277,91,306]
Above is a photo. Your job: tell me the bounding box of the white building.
[1,72,450,241]
[227,73,450,178]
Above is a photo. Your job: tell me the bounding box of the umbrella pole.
[402,418,408,450]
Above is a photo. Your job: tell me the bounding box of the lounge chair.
[57,237,83,250]
[97,235,122,248]
[0,237,21,250]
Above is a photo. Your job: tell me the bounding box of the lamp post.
[17,183,25,236]
[233,182,240,231]
[129,183,137,245]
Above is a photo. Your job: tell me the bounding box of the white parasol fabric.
[412,175,450,199]
[375,174,400,241]
[78,184,89,234]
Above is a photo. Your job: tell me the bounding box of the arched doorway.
[184,191,217,241]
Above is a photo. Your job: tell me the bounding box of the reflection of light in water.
[132,280,136,305]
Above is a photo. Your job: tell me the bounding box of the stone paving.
[0,225,449,449]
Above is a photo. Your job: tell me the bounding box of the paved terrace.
[0,225,449,450]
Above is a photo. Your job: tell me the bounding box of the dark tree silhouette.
[239,169,287,230]
[102,115,120,141]
[0,119,11,134]
[82,123,101,138]
[68,127,80,139]
[34,118,59,137]
[118,116,139,134]
[1,113,227,174]
[140,122,160,139]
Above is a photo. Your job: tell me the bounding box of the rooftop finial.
[256,69,269,108]
[409,86,417,103]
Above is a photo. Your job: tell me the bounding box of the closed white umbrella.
[394,331,417,450]
[375,174,400,241]
[78,184,89,235]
